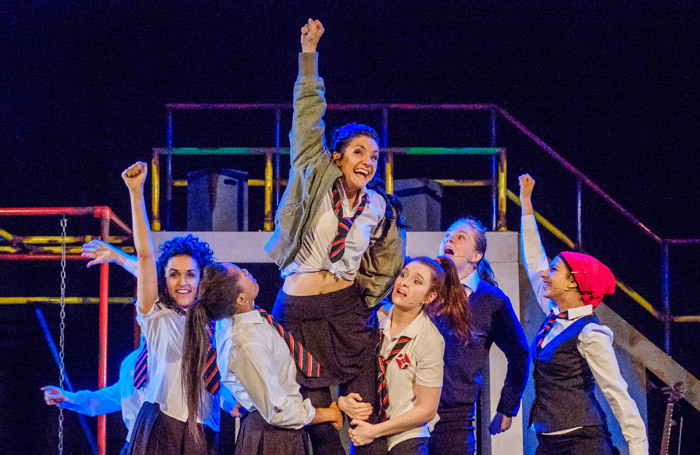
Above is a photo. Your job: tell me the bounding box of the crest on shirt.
[395,353,411,369]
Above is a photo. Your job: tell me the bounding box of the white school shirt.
[59,340,146,442]
[136,301,219,431]
[380,309,445,450]
[281,182,386,280]
[460,270,480,296]
[521,215,648,455]
[215,310,315,429]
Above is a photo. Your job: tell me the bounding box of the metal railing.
[0,206,133,455]
[151,145,507,232]
[157,102,700,354]
[494,106,700,354]
[159,103,503,231]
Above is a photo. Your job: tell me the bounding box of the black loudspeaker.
[393,178,442,231]
[187,169,248,231]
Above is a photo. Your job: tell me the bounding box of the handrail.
[505,190,697,325]
[495,107,663,244]
[0,297,134,305]
[160,102,700,356]
[0,206,132,236]
[151,146,507,232]
[165,102,495,111]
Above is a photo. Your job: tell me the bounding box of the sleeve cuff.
[521,214,537,230]
[299,52,319,78]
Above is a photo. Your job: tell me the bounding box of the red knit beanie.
[559,251,615,308]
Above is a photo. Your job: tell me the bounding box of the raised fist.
[301,18,324,53]
[121,161,148,191]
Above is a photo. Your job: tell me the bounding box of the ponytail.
[436,256,474,345]
[181,263,241,442]
[477,257,498,287]
[411,256,473,345]
[182,299,212,443]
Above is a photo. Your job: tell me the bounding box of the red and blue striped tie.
[329,188,367,263]
[535,311,567,352]
[256,308,321,378]
[133,342,148,389]
[376,333,412,422]
[203,324,220,395]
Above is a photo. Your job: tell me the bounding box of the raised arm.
[289,19,328,171]
[518,174,553,314]
[122,162,158,314]
[82,240,137,276]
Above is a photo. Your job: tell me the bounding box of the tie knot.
[548,311,567,320]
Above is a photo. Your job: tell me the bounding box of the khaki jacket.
[265,53,405,307]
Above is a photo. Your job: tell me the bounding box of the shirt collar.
[566,304,594,320]
[335,180,368,210]
[460,270,480,294]
[552,304,594,320]
[382,308,428,340]
[233,309,264,325]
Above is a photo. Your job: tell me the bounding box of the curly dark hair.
[155,234,215,310]
[330,122,380,154]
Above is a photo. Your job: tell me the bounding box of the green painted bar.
[156,147,500,156]
[156,147,291,155]
[402,147,500,155]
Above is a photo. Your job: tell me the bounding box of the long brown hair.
[181,263,242,441]
[417,256,473,345]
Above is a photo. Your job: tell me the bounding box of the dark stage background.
[2,1,699,454]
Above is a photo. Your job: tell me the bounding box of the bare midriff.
[282,271,354,296]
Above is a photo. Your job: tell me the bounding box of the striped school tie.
[133,342,148,389]
[203,323,221,394]
[329,188,367,263]
[535,311,567,353]
[256,308,321,377]
[376,333,412,422]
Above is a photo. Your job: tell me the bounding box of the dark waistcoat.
[529,314,607,433]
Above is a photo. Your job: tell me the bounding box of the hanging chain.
[58,215,67,455]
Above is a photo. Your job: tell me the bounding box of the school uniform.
[129,302,219,455]
[380,309,445,454]
[521,215,649,455]
[216,310,315,455]
[265,51,405,455]
[58,339,146,452]
[429,272,529,455]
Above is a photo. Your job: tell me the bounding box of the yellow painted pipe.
[497,149,507,231]
[673,315,700,323]
[507,189,664,321]
[151,154,161,232]
[18,235,130,245]
[264,151,274,231]
[386,151,394,195]
[0,246,135,254]
[434,180,490,187]
[615,279,661,319]
[0,229,14,242]
[506,190,576,249]
[0,297,135,305]
[174,179,269,187]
